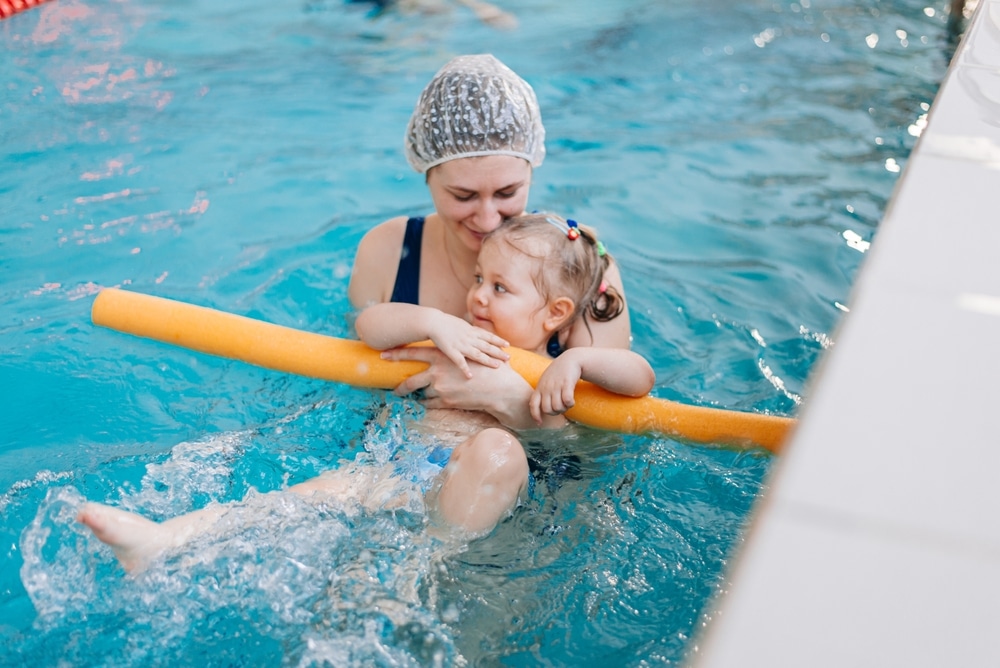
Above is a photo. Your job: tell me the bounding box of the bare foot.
[77,502,174,573]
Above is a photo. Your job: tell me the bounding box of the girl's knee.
[432,429,529,534]
[466,428,528,480]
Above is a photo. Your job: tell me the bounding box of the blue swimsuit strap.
[390,217,425,305]
[547,332,563,357]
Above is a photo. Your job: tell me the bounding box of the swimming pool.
[1,0,949,664]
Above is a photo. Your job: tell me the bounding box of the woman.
[349,54,632,430]
[347,55,634,530]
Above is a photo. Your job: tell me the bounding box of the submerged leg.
[289,461,413,512]
[429,427,528,535]
[78,502,226,573]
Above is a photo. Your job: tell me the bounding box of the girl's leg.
[428,427,528,535]
[77,502,228,573]
[79,464,403,572]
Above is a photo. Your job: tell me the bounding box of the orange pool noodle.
[91,288,794,452]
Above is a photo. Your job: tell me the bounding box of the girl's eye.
[473,274,483,284]
[493,283,507,294]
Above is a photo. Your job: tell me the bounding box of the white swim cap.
[404,54,546,173]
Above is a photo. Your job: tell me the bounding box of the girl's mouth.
[470,314,493,329]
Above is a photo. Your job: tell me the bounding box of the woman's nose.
[474,199,502,232]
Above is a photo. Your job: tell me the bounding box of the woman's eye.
[453,193,474,202]
[496,190,517,199]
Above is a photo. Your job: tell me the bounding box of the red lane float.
[0,0,54,20]
[91,288,795,452]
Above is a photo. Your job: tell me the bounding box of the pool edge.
[692,1,1000,666]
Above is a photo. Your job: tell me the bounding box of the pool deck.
[694,2,1000,666]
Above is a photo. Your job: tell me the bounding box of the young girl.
[78,213,654,571]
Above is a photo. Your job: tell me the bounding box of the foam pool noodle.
[91,288,795,452]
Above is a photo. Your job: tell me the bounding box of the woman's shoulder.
[358,215,410,250]
[349,215,414,309]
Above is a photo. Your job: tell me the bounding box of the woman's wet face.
[427,155,532,251]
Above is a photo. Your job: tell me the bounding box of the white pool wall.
[693,1,1000,665]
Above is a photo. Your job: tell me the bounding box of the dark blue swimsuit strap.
[547,332,564,357]
[390,216,425,305]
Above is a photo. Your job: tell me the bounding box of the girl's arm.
[529,347,655,425]
[355,302,509,378]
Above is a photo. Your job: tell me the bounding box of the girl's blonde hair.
[483,213,624,332]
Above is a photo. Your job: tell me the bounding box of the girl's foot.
[77,502,173,572]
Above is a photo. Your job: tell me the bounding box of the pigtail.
[578,227,624,323]
[588,273,624,322]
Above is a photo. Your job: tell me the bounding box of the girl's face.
[427,155,532,253]
[467,237,566,354]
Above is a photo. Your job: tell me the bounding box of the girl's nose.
[471,282,489,305]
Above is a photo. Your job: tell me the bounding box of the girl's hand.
[529,355,583,425]
[425,312,509,379]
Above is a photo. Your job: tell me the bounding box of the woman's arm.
[529,347,655,425]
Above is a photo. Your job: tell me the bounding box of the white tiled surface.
[695,2,1000,665]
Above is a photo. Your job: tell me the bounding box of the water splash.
[12,408,478,665]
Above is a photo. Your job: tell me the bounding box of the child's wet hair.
[483,213,624,330]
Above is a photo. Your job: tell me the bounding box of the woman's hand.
[380,346,550,429]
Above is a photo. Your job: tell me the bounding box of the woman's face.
[426,155,532,252]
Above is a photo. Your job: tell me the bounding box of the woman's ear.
[543,296,576,333]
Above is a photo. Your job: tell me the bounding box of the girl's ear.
[543,296,576,333]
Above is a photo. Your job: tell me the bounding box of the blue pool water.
[2,0,948,664]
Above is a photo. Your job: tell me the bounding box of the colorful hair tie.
[566,219,580,240]
[596,240,607,257]
[544,214,582,240]
[598,280,608,294]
